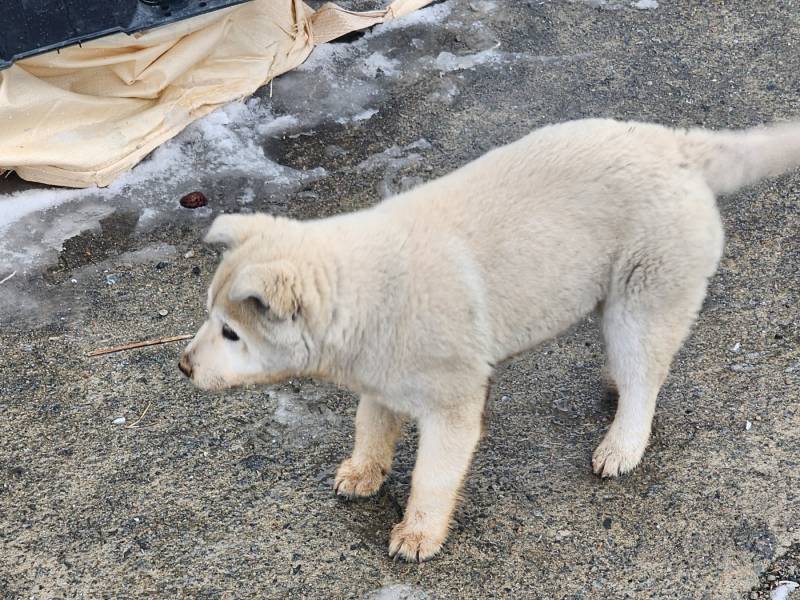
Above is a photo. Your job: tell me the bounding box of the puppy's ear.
[228,261,301,320]
[205,214,275,249]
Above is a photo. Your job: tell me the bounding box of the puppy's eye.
[221,324,240,341]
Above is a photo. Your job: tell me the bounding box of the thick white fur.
[181,118,800,561]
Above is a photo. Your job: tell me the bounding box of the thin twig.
[124,400,153,429]
[87,334,193,357]
[0,271,16,285]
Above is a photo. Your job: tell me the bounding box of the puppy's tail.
[682,122,800,196]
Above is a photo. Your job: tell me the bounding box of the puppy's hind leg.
[335,395,403,498]
[593,259,713,478]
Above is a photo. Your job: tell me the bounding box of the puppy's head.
[180,214,314,391]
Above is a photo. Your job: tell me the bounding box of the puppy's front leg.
[335,395,403,498]
[389,398,483,562]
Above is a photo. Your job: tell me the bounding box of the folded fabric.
[0,0,431,188]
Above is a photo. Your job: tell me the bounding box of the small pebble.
[158,309,169,317]
[745,420,752,431]
[184,250,195,259]
[179,191,208,209]
[191,266,201,276]
[112,417,126,425]
[501,395,511,401]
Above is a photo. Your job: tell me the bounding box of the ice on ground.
[431,47,591,73]
[255,114,300,137]
[0,98,322,274]
[360,52,400,78]
[468,0,498,12]
[433,47,503,72]
[356,139,432,172]
[269,390,342,448]
[579,0,658,9]
[1,0,566,278]
[355,139,432,199]
[366,584,430,600]
[366,2,454,36]
[772,582,800,600]
[345,109,379,124]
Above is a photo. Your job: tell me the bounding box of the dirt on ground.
[1,1,799,598]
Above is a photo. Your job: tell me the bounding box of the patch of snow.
[115,243,177,267]
[430,79,461,104]
[772,582,799,600]
[361,52,400,78]
[357,139,432,172]
[255,114,300,137]
[0,0,523,280]
[294,2,445,79]
[430,47,589,73]
[366,584,430,600]
[0,187,89,235]
[633,0,658,8]
[0,96,324,274]
[357,139,432,199]
[270,390,342,447]
[238,187,255,205]
[468,0,498,12]
[369,2,454,35]
[433,46,503,72]
[352,109,379,122]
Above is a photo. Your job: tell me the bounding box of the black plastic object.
[0,0,253,71]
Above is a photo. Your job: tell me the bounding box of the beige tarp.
[0,0,431,188]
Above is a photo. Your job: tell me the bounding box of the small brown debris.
[179,191,208,209]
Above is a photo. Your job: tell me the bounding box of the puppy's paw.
[592,433,646,478]
[388,519,446,563]
[334,458,386,498]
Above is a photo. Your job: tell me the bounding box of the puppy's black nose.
[178,355,193,378]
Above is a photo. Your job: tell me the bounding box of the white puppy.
[180,118,800,561]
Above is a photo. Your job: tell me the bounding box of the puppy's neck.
[308,218,404,395]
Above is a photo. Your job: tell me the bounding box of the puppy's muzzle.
[178,354,193,379]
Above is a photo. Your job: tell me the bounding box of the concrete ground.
[1,1,799,598]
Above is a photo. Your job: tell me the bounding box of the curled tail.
[682,122,800,196]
